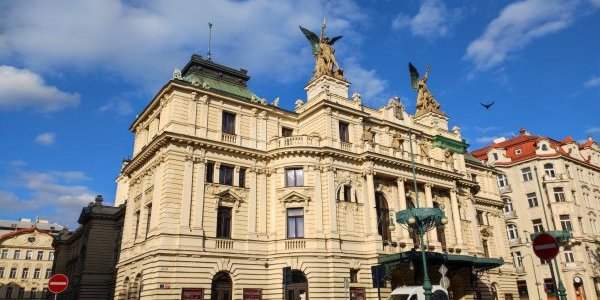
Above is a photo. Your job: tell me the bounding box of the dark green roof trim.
[433,135,469,154]
[378,250,503,276]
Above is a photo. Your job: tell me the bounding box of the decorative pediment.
[280,191,311,208]
[480,227,493,237]
[216,189,245,211]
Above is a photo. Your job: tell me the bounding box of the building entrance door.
[211,272,232,300]
[285,270,308,300]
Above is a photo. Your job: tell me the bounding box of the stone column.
[325,166,338,235]
[180,154,194,232]
[450,188,464,248]
[258,169,268,236]
[233,166,240,187]
[313,165,324,237]
[425,183,438,244]
[269,168,278,238]
[396,178,408,240]
[365,168,378,237]
[247,168,257,237]
[214,162,221,185]
[191,159,206,234]
[150,164,162,233]
[470,197,483,253]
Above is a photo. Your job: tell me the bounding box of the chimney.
[95,195,104,205]
[519,128,527,135]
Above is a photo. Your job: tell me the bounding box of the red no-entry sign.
[48,274,69,294]
[532,233,559,260]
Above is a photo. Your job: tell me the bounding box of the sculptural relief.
[300,19,345,81]
[409,63,444,117]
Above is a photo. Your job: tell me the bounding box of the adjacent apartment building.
[0,218,63,299]
[111,47,519,299]
[473,130,600,300]
[53,195,125,300]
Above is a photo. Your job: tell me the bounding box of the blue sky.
[0,0,599,227]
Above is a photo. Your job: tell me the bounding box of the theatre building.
[113,27,518,299]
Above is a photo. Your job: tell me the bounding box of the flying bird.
[480,101,495,110]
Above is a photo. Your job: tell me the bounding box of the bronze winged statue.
[300,21,345,81]
[408,63,443,117]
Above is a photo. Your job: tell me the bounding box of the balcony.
[267,135,321,151]
[215,239,234,250]
[221,132,237,144]
[340,142,353,152]
[561,261,584,271]
[285,239,306,250]
[503,210,518,219]
[508,237,526,247]
[499,184,512,194]
[515,265,526,274]
[543,173,569,182]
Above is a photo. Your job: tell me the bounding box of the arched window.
[544,163,555,178]
[120,277,130,300]
[503,198,513,213]
[506,224,519,241]
[211,272,232,300]
[127,274,140,300]
[336,184,354,202]
[375,192,391,242]
[285,270,308,300]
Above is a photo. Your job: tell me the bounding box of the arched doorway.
[211,272,232,300]
[375,192,391,242]
[286,270,308,300]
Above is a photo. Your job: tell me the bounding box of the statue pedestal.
[302,75,350,111]
[414,111,449,131]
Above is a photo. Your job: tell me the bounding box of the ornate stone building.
[0,218,62,299]
[113,26,518,299]
[53,195,125,300]
[473,131,600,300]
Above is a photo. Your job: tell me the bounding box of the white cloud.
[475,136,504,144]
[584,76,600,88]
[34,132,56,145]
[465,0,578,71]
[392,0,459,39]
[586,127,600,135]
[0,167,96,227]
[0,65,79,112]
[591,0,600,7]
[343,57,388,103]
[99,99,134,116]
[0,0,365,87]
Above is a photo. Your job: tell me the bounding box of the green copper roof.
[432,135,469,154]
[378,250,503,276]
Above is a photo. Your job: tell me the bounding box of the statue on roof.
[300,18,345,81]
[409,63,444,117]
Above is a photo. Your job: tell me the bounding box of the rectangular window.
[285,168,304,187]
[33,268,40,279]
[560,214,573,231]
[25,250,32,260]
[476,210,485,225]
[492,153,499,160]
[13,250,20,260]
[482,240,490,257]
[222,111,236,134]
[219,165,234,185]
[350,269,359,283]
[37,251,43,260]
[31,288,37,299]
[282,127,294,137]
[9,268,16,278]
[564,250,575,263]
[134,210,141,239]
[343,185,352,202]
[206,161,214,183]
[527,192,539,207]
[497,174,508,187]
[339,121,350,143]
[145,203,152,238]
[45,269,52,279]
[532,219,544,233]
[0,267,4,278]
[553,187,566,202]
[517,280,529,297]
[287,208,304,238]
[5,287,12,299]
[513,251,523,267]
[216,206,232,239]
[21,268,28,278]
[48,251,54,261]
[521,167,533,182]
[239,168,246,188]
[0,249,7,259]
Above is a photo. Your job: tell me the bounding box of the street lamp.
[397,207,447,300]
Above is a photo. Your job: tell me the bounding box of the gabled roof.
[0,227,52,242]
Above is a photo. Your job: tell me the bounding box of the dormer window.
[541,144,548,151]
[492,153,499,160]
[515,148,522,156]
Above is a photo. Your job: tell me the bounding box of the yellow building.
[0,225,57,299]
[113,28,518,299]
[473,132,600,300]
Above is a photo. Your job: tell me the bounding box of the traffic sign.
[532,233,559,260]
[48,274,69,294]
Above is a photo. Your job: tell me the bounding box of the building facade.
[113,30,518,299]
[473,131,600,300]
[53,195,125,300]
[0,218,62,299]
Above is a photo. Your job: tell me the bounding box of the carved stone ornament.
[391,133,405,151]
[173,68,182,80]
[272,97,280,107]
[362,127,376,144]
[294,99,305,110]
[418,139,432,158]
[216,189,245,211]
[280,191,311,209]
[351,92,362,104]
[387,96,404,120]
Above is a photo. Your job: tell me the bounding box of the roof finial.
[208,22,213,61]
[320,16,326,40]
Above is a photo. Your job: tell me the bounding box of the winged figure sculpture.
[299,24,344,80]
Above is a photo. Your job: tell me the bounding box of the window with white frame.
[527,192,539,207]
[553,187,566,202]
[497,174,509,188]
[506,224,519,241]
[544,163,556,178]
[521,167,533,182]
[503,198,513,213]
[285,168,304,187]
[532,219,544,233]
[513,251,523,267]
[560,214,573,231]
[564,249,575,263]
[287,208,304,238]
